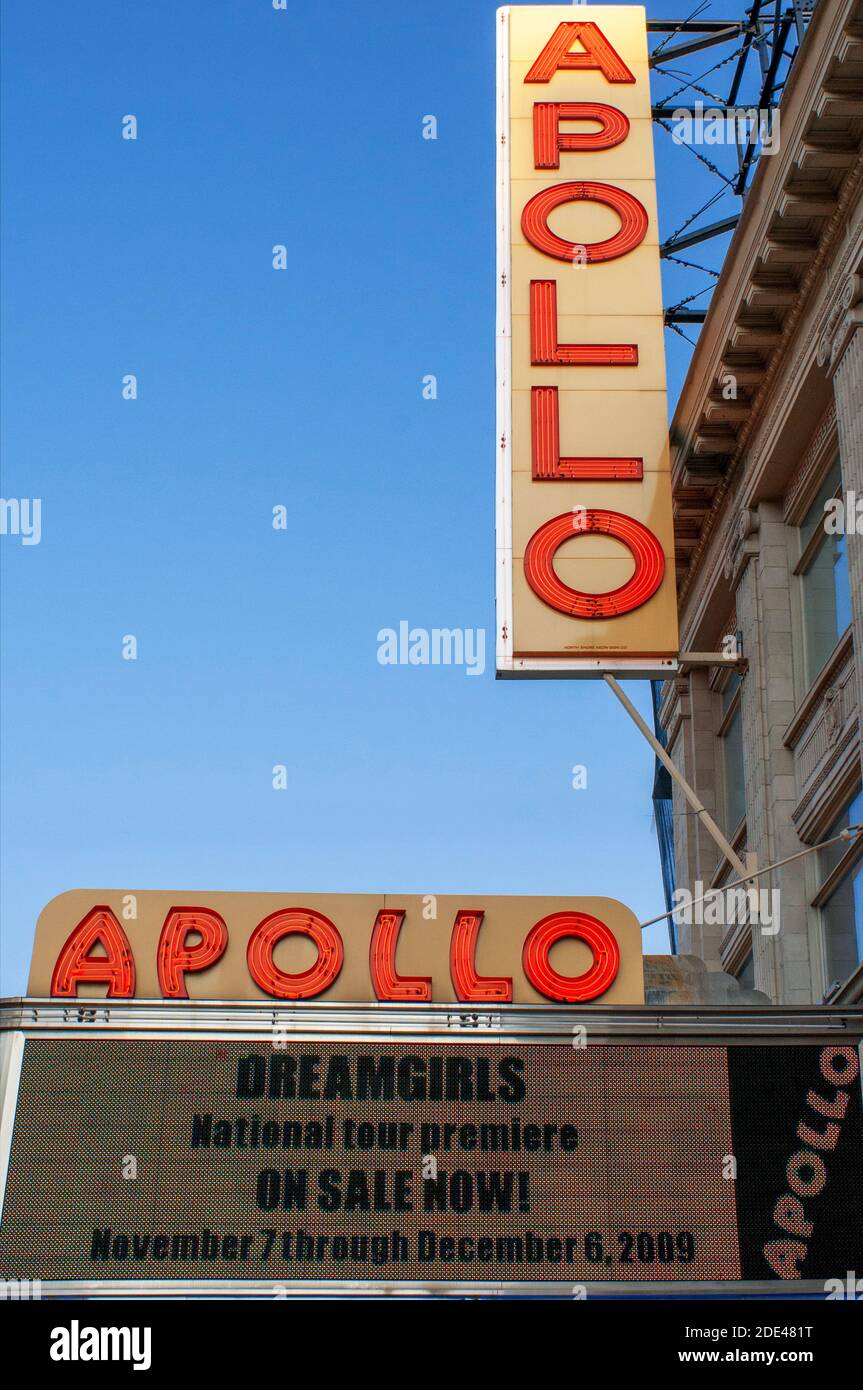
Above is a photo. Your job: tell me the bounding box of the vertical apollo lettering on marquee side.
[496,7,679,677]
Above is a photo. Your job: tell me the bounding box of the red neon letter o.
[524,509,664,618]
[523,911,620,1002]
[521,181,648,263]
[247,908,344,1000]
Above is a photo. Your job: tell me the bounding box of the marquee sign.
[496,6,679,676]
[28,890,644,1005]
[1,1024,861,1290]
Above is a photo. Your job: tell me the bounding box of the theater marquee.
[1,1013,861,1293]
[496,6,678,676]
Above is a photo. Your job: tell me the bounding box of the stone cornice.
[675,185,863,639]
[679,160,863,606]
[670,0,863,600]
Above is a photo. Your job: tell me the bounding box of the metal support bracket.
[677,650,746,667]
[604,674,750,883]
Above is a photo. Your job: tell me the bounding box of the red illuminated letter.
[525,22,636,84]
[247,907,343,1000]
[449,910,512,1003]
[50,906,135,998]
[531,386,642,481]
[157,907,228,999]
[522,911,620,1002]
[533,103,629,168]
[522,182,648,265]
[369,909,432,1002]
[531,282,637,368]
[763,1241,806,1279]
[819,1046,858,1087]
[531,279,638,367]
[523,509,665,618]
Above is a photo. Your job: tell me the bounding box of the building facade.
[660,0,863,1005]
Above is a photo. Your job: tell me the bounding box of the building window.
[795,460,851,688]
[718,672,745,834]
[815,788,863,993]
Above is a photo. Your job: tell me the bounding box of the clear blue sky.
[1,1,756,992]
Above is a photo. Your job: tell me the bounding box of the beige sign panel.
[29,889,645,1006]
[496,6,678,676]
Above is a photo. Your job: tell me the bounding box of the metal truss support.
[648,24,749,65]
[661,214,741,256]
[651,5,813,332]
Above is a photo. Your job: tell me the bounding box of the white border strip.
[495,7,514,676]
[0,1031,24,1225]
[8,1277,838,1300]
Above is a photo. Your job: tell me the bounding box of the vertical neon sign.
[496,6,679,676]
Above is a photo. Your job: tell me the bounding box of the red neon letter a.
[50,906,136,997]
[525,22,635,85]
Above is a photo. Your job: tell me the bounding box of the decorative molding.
[795,681,856,789]
[824,685,843,747]
[786,633,859,842]
[660,676,690,750]
[679,206,860,646]
[674,134,863,605]
[784,629,854,747]
[723,507,761,587]
[816,272,863,377]
[792,724,861,844]
[676,500,740,651]
[746,231,863,478]
[783,404,838,525]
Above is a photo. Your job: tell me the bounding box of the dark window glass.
[819,789,863,989]
[799,460,850,686]
[722,701,745,832]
